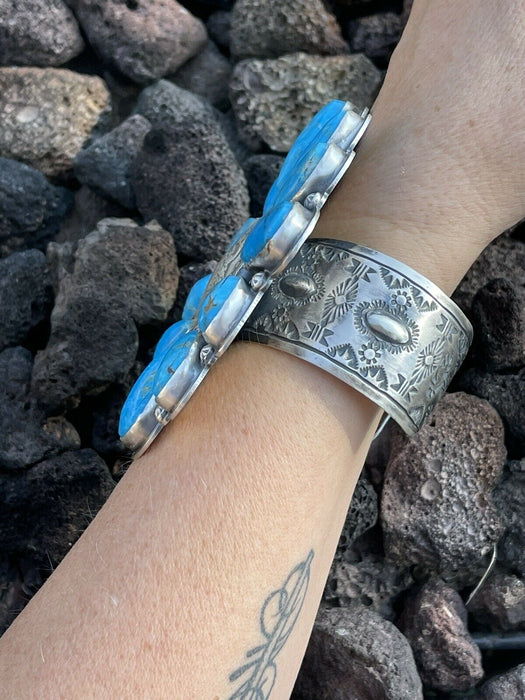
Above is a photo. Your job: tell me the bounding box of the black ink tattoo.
[227,550,314,699]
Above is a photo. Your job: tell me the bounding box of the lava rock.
[91,384,133,457]
[0,250,53,351]
[475,663,525,699]
[0,68,112,179]
[57,186,128,245]
[244,154,285,217]
[171,40,232,111]
[206,10,231,52]
[348,12,404,65]
[470,278,525,371]
[457,368,525,456]
[381,392,506,585]
[168,260,217,323]
[69,0,207,84]
[334,473,378,556]
[0,449,114,565]
[494,471,525,578]
[0,157,73,255]
[294,603,423,700]
[229,53,382,151]
[230,0,348,59]
[469,572,525,632]
[325,553,413,621]
[134,79,217,127]
[0,0,84,67]
[399,577,484,692]
[132,120,250,261]
[74,115,151,209]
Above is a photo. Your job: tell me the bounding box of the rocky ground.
[0,0,523,697]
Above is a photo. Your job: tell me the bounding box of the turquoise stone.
[153,320,194,360]
[198,275,242,332]
[240,201,294,264]
[152,329,199,395]
[118,360,160,437]
[227,217,258,251]
[182,274,212,321]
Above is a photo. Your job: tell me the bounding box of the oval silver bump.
[366,310,410,344]
[279,272,317,299]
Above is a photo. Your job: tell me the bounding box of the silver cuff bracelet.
[239,238,473,434]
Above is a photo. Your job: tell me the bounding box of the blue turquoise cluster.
[119,100,365,447]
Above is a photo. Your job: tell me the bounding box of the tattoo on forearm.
[227,549,314,699]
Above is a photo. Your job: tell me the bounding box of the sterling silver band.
[239,239,473,434]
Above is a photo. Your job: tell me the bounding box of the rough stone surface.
[334,473,378,557]
[230,0,348,59]
[381,392,506,585]
[348,12,404,65]
[74,115,151,209]
[0,449,114,565]
[494,471,525,578]
[206,10,231,52]
[168,260,217,323]
[469,572,525,632]
[0,0,84,67]
[56,186,128,245]
[475,663,525,699]
[457,368,525,457]
[134,79,217,127]
[230,53,382,151]
[0,347,80,470]
[470,278,525,371]
[0,68,112,179]
[69,0,207,84]
[293,603,423,700]
[0,157,73,256]
[244,153,285,217]
[171,40,232,110]
[132,120,250,260]
[399,578,484,692]
[0,250,53,351]
[91,384,133,457]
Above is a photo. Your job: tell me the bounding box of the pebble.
[230,0,348,59]
[230,52,382,151]
[171,40,232,111]
[69,0,207,84]
[0,0,84,67]
[0,67,112,179]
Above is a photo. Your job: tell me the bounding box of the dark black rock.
[0,250,53,351]
[56,186,128,245]
[398,578,484,692]
[206,10,232,52]
[334,473,378,556]
[475,663,525,699]
[348,12,404,66]
[91,384,132,457]
[0,449,114,566]
[134,79,217,127]
[244,154,285,217]
[74,115,151,209]
[171,40,232,111]
[168,260,217,324]
[132,120,250,261]
[0,157,73,256]
[494,471,525,578]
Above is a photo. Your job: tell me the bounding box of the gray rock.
[335,473,378,556]
[132,120,250,261]
[475,663,525,699]
[168,260,217,324]
[0,157,73,255]
[0,250,53,351]
[469,572,525,632]
[171,40,232,111]
[294,603,423,700]
[56,186,128,245]
[494,471,525,578]
[230,53,382,151]
[0,68,112,179]
[68,0,207,84]
[348,12,404,65]
[230,0,348,59]
[244,154,285,217]
[134,79,217,127]
[206,10,231,52]
[0,0,84,67]
[381,392,506,585]
[74,115,151,209]
[0,449,114,565]
[470,278,525,371]
[399,577,484,692]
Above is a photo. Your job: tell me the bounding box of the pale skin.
[1,1,524,697]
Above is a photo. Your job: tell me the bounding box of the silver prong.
[154,405,171,426]
[200,344,217,367]
[250,270,271,292]
[304,191,323,211]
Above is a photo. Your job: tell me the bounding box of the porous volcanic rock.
[68,0,207,84]
[206,10,231,52]
[171,40,232,110]
[475,663,525,699]
[494,471,525,577]
[134,79,217,127]
[230,0,348,59]
[469,572,525,632]
[244,154,285,216]
[0,68,112,178]
[381,392,506,585]
[57,186,128,245]
[398,577,484,692]
[74,115,151,209]
[334,473,378,556]
[294,603,423,700]
[348,12,404,65]
[132,120,250,260]
[230,53,382,151]
[0,0,84,67]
